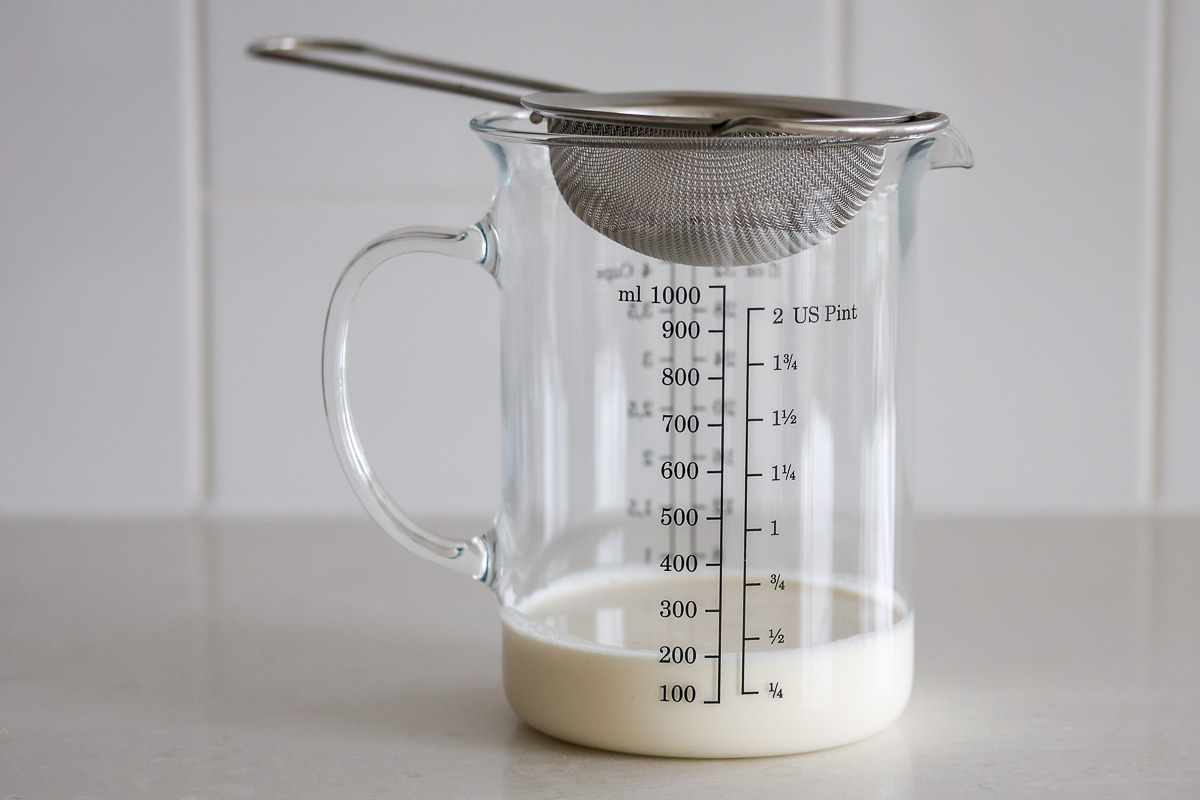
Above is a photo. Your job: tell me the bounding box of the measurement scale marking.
[741,307,765,695]
[667,266,678,556]
[709,285,729,704]
[689,282,700,559]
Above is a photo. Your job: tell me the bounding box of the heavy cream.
[501,570,912,757]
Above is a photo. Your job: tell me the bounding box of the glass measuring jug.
[324,111,971,757]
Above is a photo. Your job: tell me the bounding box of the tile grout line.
[1136,0,1169,511]
[834,0,853,99]
[182,0,214,512]
[184,3,219,684]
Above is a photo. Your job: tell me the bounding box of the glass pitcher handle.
[322,222,497,584]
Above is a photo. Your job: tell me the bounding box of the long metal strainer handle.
[248,36,580,105]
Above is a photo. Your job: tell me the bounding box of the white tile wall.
[202,0,843,519]
[849,0,1163,512]
[207,199,501,521]
[0,2,199,513]
[2,0,1196,517]
[206,0,843,196]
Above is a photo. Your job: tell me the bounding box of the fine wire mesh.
[546,119,886,267]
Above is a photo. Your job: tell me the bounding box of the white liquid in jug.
[501,569,912,757]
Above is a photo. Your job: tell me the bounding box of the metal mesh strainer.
[545,119,884,266]
[250,37,948,267]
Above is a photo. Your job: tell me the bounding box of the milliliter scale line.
[667,264,677,557]
[689,270,701,557]
[704,285,728,705]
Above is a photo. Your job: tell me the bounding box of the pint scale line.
[742,307,766,695]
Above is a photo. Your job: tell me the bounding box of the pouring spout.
[928,125,974,170]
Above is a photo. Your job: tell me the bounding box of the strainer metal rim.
[470,106,947,147]
[522,91,947,139]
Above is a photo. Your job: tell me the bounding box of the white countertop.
[2,516,1198,798]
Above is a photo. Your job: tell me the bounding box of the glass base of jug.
[499,571,913,758]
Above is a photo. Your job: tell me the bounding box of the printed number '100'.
[660,684,697,702]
